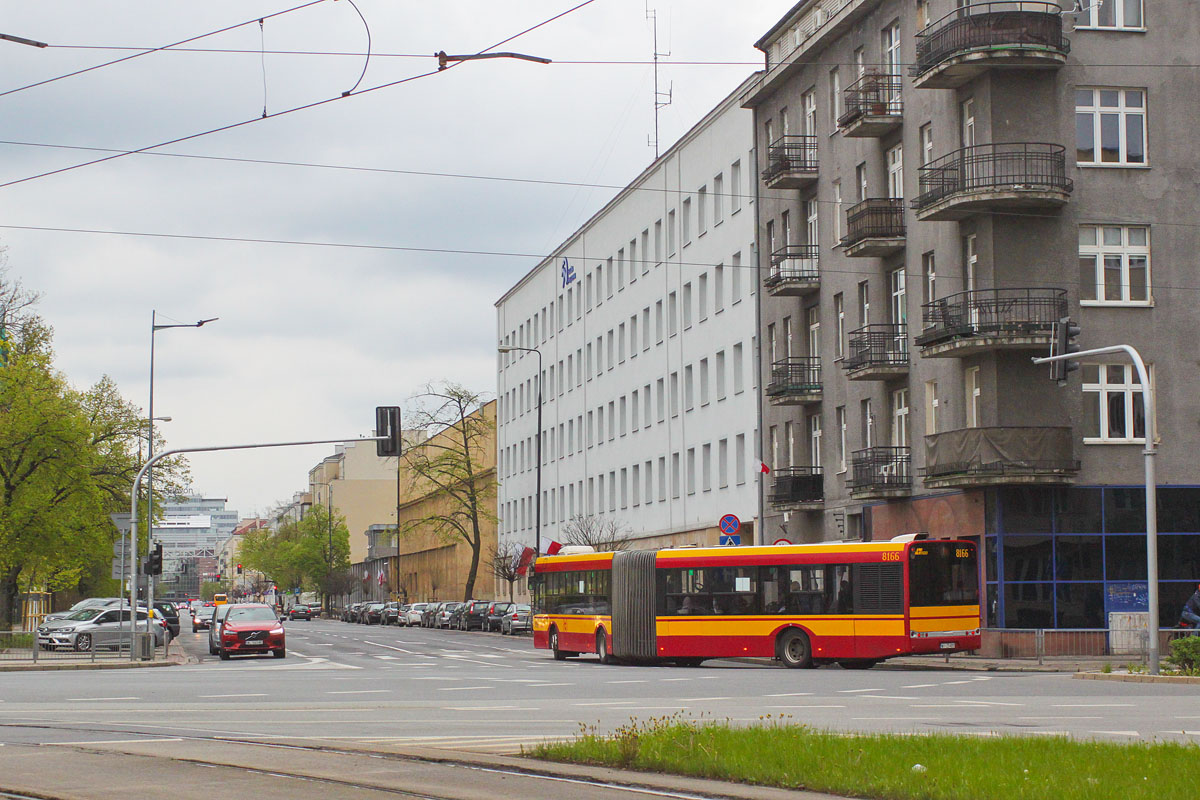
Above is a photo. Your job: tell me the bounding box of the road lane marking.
[1052,703,1136,708]
[838,688,882,693]
[661,678,692,682]
[436,686,493,691]
[954,700,1024,707]
[443,706,541,711]
[573,701,640,706]
[860,695,920,700]
[766,692,812,697]
[47,738,184,745]
[607,680,648,684]
[679,697,732,702]
[527,682,572,687]
[901,683,940,689]
[65,697,139,702]
[325,690,392,695]
[198,693,268,698]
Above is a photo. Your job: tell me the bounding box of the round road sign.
[719,514,740,535]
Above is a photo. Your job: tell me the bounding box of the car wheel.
[208,642,217,655]
[777,629,813,669]
[74,633,93,652]
[273,649,286,659]
[218,648,231,661]
[596,630,613,664]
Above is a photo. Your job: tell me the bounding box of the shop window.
[1055,583,1104,629]
[1054,536,1103,581]
[1004,583,1054,628]
[1003,536,1053,582]
[1104,535,1148,580]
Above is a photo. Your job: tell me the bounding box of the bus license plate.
[939,642,955,650]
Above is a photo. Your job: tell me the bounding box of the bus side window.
[827,565,852,613]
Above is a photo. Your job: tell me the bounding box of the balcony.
[916,288,1068,357]
[849,446,912,499]
[764,244,820,296]
[765,357,822,406]
[843,324,908,380]
[922,427,1079,489]
[838,71,903,138]
[769,466,824,511]
[913,143,1072,221]
[840,198,905,257]
[912,1,1070,90]
[761,135,818,189]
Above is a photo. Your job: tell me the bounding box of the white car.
[404,603,428,626]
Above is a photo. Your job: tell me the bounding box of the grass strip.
[528,716,1198,800]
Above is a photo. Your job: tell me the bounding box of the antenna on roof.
[646,4,672,158]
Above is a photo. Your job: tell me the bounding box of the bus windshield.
[908,541,979,607]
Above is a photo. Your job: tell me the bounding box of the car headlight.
[270,627,284,635]
[57,626,75,633]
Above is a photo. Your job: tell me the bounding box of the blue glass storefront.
[986,487,1200,629]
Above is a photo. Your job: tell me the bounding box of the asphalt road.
[1,616,1196,749]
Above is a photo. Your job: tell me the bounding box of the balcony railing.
[838,71,903,130]
[844,323,908,374]
[922,427,1079,487]
[840,198,905,253]
[913,2,1070,83]
[766,357,822,401]
[916,287,1068,349]
[913,143,1072,215]
[765,244,820,294]
[849,446,911,493]
[762,135,818,187]
[769,466,824,507]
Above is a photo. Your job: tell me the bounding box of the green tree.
[399,383,496,602]
[239,505,349,612]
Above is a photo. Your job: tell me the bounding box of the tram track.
[0,721,735,800]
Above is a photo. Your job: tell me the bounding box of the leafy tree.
[398,383,496,602]
[238,504,349,613]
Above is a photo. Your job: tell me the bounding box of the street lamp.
[497,345,542,558]
[435,50,551,70]
[136,311,216,632]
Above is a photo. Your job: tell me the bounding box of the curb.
[0,659,176,672]
[1074,671,1200,685]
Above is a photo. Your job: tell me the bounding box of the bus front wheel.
[550,629,571,661]
[777,629,813,669]
[596,630,614,664]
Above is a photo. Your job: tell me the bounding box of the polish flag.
[515,546,536,576]
[760,462,771,474]
[377,571,385,586]
[545,540,563,556]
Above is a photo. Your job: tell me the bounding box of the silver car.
[405,603,428,626]
[42,597,124,623]
[37,607,166,651]
[207,604,235,655]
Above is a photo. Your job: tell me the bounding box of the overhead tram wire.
[0,0,597,193]
[0,0,329,101]
[3,221,1200,296]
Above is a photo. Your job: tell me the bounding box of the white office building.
[496,75,762,560]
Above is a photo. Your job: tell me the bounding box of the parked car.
[421,603,442,627]
[484,602,514,632]
[361,603,386,624]
[207,603,236,655]
[36,607,166,651]
[438,602,463,628]
[404,603,428,627]
[501,604,532,635]
[42,597,124,623]
[192,605,216,631]
[288,604,312,621]
[460,600,489,631]
[381,602,402,625]
[342,603,363,622]
[215,603,285,660]
[153,601,180,638]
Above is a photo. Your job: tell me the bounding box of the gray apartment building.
[744,0,1199,629]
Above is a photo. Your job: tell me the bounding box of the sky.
[0,0,793,518]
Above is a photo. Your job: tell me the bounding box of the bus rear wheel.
[777,629,813,669]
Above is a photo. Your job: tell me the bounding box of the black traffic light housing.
[237,564,243,575]
[145,542,163,576]
[376,406,403,457]
[1051,316,1082,384]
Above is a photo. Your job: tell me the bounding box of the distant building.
[152,494,238,596]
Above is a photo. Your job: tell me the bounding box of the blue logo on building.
[561,258,577,288]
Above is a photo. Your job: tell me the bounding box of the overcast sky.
[0,0,791,519]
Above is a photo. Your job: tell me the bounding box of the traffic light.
[145,542,163,576]
[376,406,403,457]
[237,564,243,575]
[1051,316,1082,384]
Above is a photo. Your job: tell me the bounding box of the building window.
[672,452,682,499]
[829,67,841,130]
[700,358,710,406]
[697,186,708,235]
[1083,364,1146,443]
[702,443,713,492]
[682,283,693,329]
[856,162,867,201]
[669,291,679,337]
[670,371,679,417]
[925,380,939,435]
[890,388,909,448]
[1077,0,1143,30]
[714,265,725,313]
[920,123,934,166]
[808,414,822,468]
[654,220,663,263]
[922,251,936,305]
[682,198,693,245]
[684,365,695,411]
[718,438,729,488]
[733,343,745,394]
[735,433,747,485]
[835,405,847,473]
[1076,88,1146,166]
[965,366,981,428]
[730,160,742,213]
[886,143,904,199]
[831,181,842,243]
[1079,224,1150,304]
[668,209,677,254]
[731,251,742,303]
[698,273,708,322]
[834,293,845,359]
[858,281,870,326]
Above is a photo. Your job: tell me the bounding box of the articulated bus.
[531,538,980,668]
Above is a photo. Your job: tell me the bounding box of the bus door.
[611,550,657,660]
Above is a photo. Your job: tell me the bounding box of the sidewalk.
[0,640,188,672]
[881,653,1113,672]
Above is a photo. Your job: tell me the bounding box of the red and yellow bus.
[531,538,980,668]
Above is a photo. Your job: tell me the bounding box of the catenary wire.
[0,221,1195,295]
[0,0,328,100]
[0,0,597,192]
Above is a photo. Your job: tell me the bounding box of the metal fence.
[761,135,818,183]
[766,356,822,398]
[841,198,905,247]
[913,142,1072,211]
[916,286,1068,346]
[913,1,1069,79]
[765,244,820,287]
[848,446,912,492]
[980,627,1197,664]
[838,71,903,127]
[844,323,908,372]
[769,467,825,506]
[0,629,167,663]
